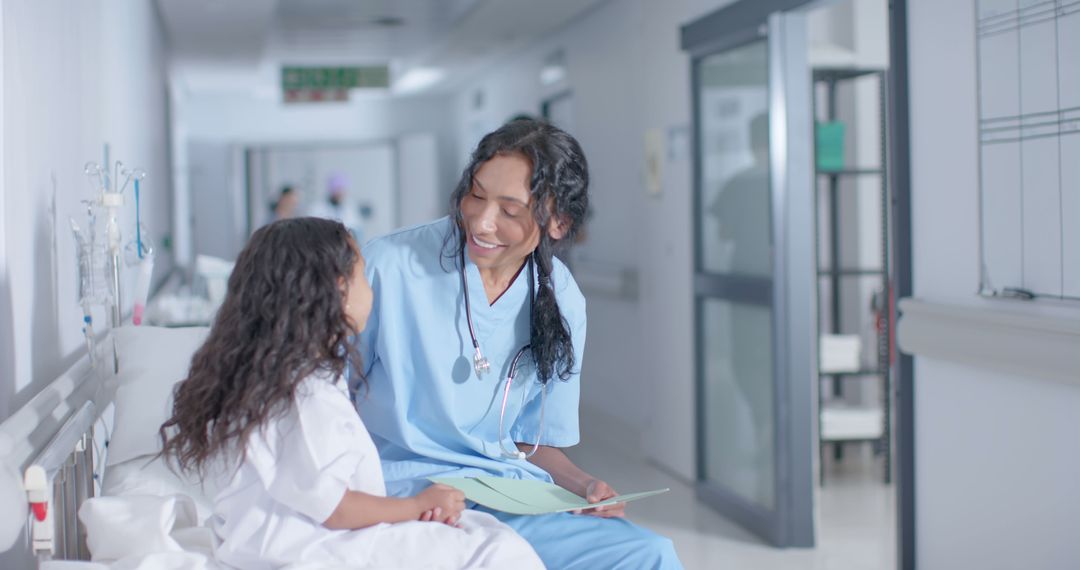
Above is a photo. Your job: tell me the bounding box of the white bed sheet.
[51,454,224,570]
[56,324,539,569]
[75,454,540,570]
[101,457,218,525]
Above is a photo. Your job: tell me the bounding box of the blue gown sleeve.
[510,286,586,448]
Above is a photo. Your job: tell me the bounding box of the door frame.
[683,0,916,563]
[683,6,817,548]
[887,1,916,568]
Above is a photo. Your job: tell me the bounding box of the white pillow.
[78,494,198,561]
[107,326,209,466]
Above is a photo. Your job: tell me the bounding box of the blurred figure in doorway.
[309,173,364,243]
[271,185,300,221]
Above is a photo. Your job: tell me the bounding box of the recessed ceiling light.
[540,65,565,85]
[393,67,444,94]
[540,50,567,86]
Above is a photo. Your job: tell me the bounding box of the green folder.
[429,476,670,516]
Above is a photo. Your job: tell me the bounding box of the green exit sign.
[281,65,389,102]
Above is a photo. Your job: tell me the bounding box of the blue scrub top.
[355,217,587,497]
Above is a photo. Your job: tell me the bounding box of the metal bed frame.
[1,344,114,564]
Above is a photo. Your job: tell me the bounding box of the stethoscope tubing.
[459,246,544,460]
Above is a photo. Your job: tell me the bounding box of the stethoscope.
[460,248,547,461]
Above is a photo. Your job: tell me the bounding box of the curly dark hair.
[444,118,590,384]
[160,217,363,477]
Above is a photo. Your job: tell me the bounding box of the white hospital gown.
[210,372,544,570]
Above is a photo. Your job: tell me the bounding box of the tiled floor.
[566,438,896,570]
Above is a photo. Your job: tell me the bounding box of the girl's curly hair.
[159,217,362,477]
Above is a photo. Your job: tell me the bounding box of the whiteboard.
[976,0,1080,300]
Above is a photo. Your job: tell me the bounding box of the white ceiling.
[156,0,279,63]
[271,0,480,60]
[157,0,610,97]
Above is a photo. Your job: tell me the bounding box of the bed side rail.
[0,348,114,563]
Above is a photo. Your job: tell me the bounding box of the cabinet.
[813,68,892,484]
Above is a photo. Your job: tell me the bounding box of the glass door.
[692,11,816,547]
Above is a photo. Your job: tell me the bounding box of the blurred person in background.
[310,172,364,243]
[271,185,300,221]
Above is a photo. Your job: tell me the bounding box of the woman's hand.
[414,483,466,525]
[522,446,626,518]
[574,478,625,518]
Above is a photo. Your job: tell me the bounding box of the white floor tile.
[566,434,896,570]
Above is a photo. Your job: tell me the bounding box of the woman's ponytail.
[530,242,575,384]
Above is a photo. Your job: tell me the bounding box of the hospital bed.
[0,325,222,569]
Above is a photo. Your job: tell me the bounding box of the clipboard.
[429,475,670,516]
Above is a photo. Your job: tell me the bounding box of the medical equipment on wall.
[69,209,107,364]
[131,252,155,326]
[128,178,155,325]
[73,147,153,366]
[459,249,547,461]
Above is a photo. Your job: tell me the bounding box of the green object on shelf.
[816,121,845,172]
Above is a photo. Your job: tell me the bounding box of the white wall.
[0,0,8,421]
[908,1,1080,567]
[0,0,171,563]
[1,0,171,418]
[398,133,443,228]
[453,0,738,479]
[188,140,246,260]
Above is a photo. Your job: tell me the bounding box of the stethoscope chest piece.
[473,350,491,377]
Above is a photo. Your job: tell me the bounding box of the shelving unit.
[813,67,892,485]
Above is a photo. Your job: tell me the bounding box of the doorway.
[246,142,398,245]
[683,1,908,566]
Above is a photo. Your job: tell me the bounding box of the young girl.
[160,218,544,570]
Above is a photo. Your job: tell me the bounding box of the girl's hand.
[414,483,466,525]
[418,509,459,526]
[573,478,626,518]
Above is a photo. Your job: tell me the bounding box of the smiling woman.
[446,119,587,386]
[460,153,541,300]
[461,154,538,281]
[353,118,683,570]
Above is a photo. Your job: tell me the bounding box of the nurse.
[355,118,682,569]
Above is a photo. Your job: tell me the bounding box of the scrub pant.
[478,508,684,570]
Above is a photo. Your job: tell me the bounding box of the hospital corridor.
[2,0,1079,569]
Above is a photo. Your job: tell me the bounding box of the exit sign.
[281,65,389,103]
